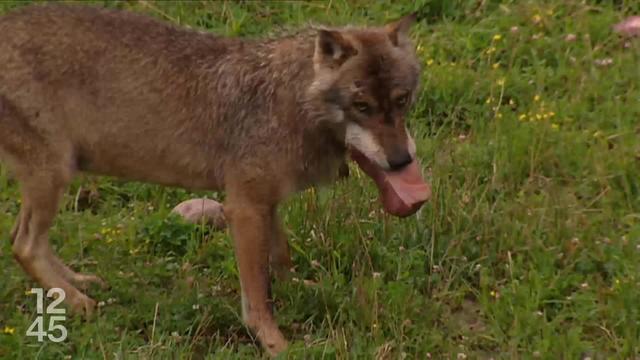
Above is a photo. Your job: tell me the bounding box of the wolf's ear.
[314,29,357,69]
[385,13,417,46]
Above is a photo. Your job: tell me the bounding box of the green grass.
[1,0,639,358]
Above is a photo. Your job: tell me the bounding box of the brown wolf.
[0,4,430,355]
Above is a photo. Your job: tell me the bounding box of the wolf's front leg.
[225,198,288,356]
[270,210,294,280]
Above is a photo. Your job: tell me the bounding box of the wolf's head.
[307,14,430,217]
[308,14,420,171]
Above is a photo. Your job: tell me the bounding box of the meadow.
[1,0,639,358]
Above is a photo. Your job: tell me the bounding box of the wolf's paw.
[68,293,97,318]
[257,325,288,357]
[71,273,108,291]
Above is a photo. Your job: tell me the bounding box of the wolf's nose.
[388,151,413,171]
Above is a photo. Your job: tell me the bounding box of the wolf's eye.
[395,95,409,107]
[353,101,371,114]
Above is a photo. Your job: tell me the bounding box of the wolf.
[0,4,430,355]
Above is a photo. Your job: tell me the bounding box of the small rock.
[171,198,226,230]
[614,16,640,37]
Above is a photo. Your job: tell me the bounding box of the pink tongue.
[351,150,431,217]
[385,163,432,205]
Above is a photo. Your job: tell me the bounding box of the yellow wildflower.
[493,34,502,41]
[485,96,494,104]
[496,112,503,119]
[496,78,505,86]
[3,326,15,335]
[426,58,434,66]
[548,111,555,117]
[492,62,500,69]
[551,123,559,130]
[485,47,496,55]
[534,95,541,102]
[532,14,542,24]
[518,114,527,121]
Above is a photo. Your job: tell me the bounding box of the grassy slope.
[1,0,639,358]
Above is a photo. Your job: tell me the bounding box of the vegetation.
[1,1,639,358]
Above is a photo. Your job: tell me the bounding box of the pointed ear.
[314,29,357,69]
[385,13,417,46]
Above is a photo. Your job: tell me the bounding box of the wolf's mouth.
[350,149,431,217]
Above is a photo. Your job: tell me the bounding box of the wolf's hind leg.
[11,164,97,316]
[50,256,107,290]
[269,211,293,280]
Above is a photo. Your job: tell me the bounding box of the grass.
[1,0,639,358]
